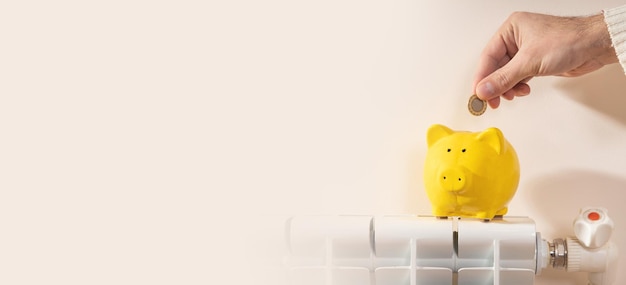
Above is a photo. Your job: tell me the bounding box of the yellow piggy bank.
[423,124,520,220]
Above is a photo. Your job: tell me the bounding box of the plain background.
[2,0,626,284]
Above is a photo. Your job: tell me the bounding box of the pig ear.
[475,127,505,154]
[427,124,454,147]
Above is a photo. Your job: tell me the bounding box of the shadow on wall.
[555,64,626,125]
[523,169,624,285]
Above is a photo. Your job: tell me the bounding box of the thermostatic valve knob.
[574,207,614,249]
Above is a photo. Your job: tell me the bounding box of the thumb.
[475,55,533,101]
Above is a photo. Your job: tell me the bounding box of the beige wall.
[3,0,625,284]
[234,1,626,284]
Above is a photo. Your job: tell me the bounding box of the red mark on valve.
[587,211,601,221]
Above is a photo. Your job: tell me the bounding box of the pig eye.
[447,148,451,152]
[462,149,466,153]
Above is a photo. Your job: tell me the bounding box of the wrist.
[604,5,626,70]
[584,13,617,65]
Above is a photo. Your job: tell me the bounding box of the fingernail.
[477,82,495,99]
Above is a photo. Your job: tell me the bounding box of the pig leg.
[475,206,508,221]
[493,207,508,219]
[496,207,508,216]
[432,205,456,218]
[475,210,497,221]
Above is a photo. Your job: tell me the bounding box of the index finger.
[473,18,519,91]
[473,36,510,91]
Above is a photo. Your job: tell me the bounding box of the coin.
[468,94,487,116]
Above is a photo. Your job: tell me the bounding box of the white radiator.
[283,208,617,285]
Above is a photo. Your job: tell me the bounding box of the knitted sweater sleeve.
[604,5,626,74]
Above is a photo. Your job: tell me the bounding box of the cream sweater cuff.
[604,5,626,74]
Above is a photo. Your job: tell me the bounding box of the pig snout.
[438,167,467,192]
